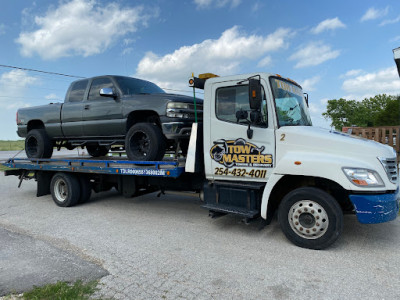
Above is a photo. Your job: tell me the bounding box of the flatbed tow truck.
[3,71,399,250]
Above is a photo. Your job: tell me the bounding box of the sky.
[1,0,400,140]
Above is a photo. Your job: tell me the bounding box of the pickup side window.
[88,78,115,101]
[215,85,267,127]
[68,80,88,102]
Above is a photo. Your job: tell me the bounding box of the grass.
[16,280,100,300]
[0,140,25,151]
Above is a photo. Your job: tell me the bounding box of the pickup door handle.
[84,105,90,110]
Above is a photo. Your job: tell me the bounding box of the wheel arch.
[27,119,45,132]
[261,174,353,223]
[126,110,161,132]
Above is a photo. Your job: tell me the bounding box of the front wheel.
[125,123,166,161]
[278,187,343,250]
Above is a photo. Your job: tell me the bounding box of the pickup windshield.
[115,77,165,95]
[270,77,312,127]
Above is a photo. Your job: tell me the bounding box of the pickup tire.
[86,145,109,157]
[278,187,343,250]
[50,172,80,207]
[25,129,53,159]
[125,123,166,161]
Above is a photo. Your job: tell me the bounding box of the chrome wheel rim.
[54,178,68,202]
[288,200,329,239]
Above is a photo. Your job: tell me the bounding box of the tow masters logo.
[210,138,273,168]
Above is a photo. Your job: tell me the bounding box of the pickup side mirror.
[249,79,262,110]
[100,88,116,98]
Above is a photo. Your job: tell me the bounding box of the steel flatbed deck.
[3,157,186,178]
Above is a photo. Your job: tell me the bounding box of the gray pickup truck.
[17,75,202,160]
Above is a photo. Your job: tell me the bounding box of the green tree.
[322,94,399,130]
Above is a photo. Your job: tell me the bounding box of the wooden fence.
[343,126,399,156]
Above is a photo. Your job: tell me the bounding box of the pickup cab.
[17,75,202,160]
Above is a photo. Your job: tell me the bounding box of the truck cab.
[189,72,399,249]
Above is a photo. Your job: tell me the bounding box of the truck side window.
[216,85,267,126]
[68,80,88,102]
[88,78,115,101]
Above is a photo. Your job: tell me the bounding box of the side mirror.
[235,110,248,122]
[100,88,116,98]
[249,79,262,110]
[303,92,309,107]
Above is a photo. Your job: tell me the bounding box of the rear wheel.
[50,172,80,207]
[86,145,109,157]
[278,187,343,250]
[125,123,166,161]
[25,129,53,158]
[78,175,92,204]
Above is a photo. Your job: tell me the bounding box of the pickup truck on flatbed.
[17,75,203,160]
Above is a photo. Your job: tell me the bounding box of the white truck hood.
[275,126,398,190]
[276,126,395,159]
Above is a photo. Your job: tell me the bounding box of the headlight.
[167,102,189,109]
[342,168,385,187]
[166,102,190,118]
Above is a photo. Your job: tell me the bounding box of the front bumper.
[161,121,194,140]
[349,189,399,224]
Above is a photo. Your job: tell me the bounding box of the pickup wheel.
[50,172,80,207]
[25,129,53,158]
[278,187,343,250]
[125,123,166,161]
[86,145,109,157]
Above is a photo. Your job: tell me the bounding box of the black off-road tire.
[86,145,109,157]
[278,187,343,250]
[125,123,166,161]
[50,172,80,207]
[25,129,53,158]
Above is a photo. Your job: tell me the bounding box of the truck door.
[61,79,88,137]
[82,77,124,137]
[205,79,275,182]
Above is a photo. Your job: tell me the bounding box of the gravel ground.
[1,173,400,299]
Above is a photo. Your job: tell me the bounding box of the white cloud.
[342,67,400,100]
[340,69,364,78]
[257,56,272,67]
[16,0,154,60]
[194,0,241,9]
[390,36,400,43]
[300,76,320,91]
[289,41,340,68]
[45,93,62,101]
[0,70,38,109]
[380,15,400,26]
[361,6,389,22]
[136,26,292,90]
[311,17,346,34]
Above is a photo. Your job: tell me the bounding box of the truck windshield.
[115,77,165,95]
[270,77,312,127]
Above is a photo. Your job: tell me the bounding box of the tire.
[86,145,109,157]
[278,187,343,250]
[78,175,92,204]
[25,129,53,158]
[50,172,80,207]
[125,123,166,161]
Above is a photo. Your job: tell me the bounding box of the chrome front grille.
[378,157,398,184]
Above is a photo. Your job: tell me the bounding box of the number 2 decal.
[280,134,286,141]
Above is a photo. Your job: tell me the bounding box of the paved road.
[1,174,400,299]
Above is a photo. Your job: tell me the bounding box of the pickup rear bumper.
[349,189,399,224]
[17,125,28,137]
